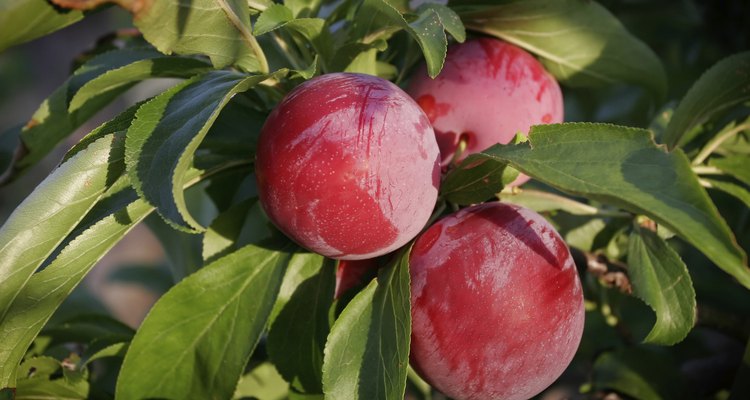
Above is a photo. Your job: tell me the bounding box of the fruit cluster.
[256,38,584,400]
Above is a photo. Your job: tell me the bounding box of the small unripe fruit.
[409,202,584,400]
[408,38,563,184]
[256,73,440,260]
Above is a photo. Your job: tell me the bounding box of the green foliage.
[0,0,748,399]
[322,252,411,400]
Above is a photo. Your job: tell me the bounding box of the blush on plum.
[256,73,441,260]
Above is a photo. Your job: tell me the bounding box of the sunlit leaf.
[115,245,292,400]
[0,0,82,52]
[664,51,750,148]
[479,123,750,289]
[322,251,410,400]
[268,257,334,393]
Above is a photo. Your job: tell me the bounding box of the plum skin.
[409,202,584,400]
[407,37,563,184]
[255,73,441,260]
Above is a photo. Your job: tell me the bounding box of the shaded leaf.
[3,48,182,181]
[106,264,174,294]
[703,178,750,209]
[441,153,516,205]
[115,245,292,400]
[415,2,466,43]
[0,0,82,52]
[134,0,268,72]
[456,0,667,99]
[268,257,335,393]
[125,71,269,232]
[479,123,750,289]
[68,55,211,113]
[592,348,685,400]
[664,51,750,149]
[322,251,411,400]
[627,227,696,345]
[710,155,750,187]
[271,253,327,324]
[254,3,295,36]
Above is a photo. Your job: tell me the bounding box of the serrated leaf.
[254,3,295,36]
[627,227,696,345]
[664,51,750,149]
[703,178,750,209]
[478,123,750,289]
[268,257,334,393]
[0,192,151,388]
[68,55,211,113]
[0,0,82,52]
[415,2,465,43]
[2,48,186,181]
[358,0,447,78]
[115,244,292,400]
[0,135,119,324]
[0,130,215,388]
[441,153,516,205]
[138,0,268,72]
[457,0,667,99]
[125,71,268,232]
[710,155,750,187]
[322,251,410,400]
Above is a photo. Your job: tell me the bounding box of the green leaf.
[268,257,335,393]
[441,153,517,205]
[415,2,466,43]
[68,55,211,113]
[664,51,750,149]
[115,244,292,400]
[0,191,152,388]
[479,123,750,289]
[125,71,268,232]
[499,189,626,216]
[456,0,667,99]
[0,135,119,324]
[358,0,447,78]
[132,0,268,73]
[710,155,750,187]
[16,356,88,400]
[4,48,182,180]
[627,227,696,345]
[703,178,750,209]
[322,251,411,400]
[234,363,289,400]
[203,199,284,264]
[254,3,295,36]
[271,253,327,324]
[0,0,83,52]
[592,348,685,400]
[82,342,129,367]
